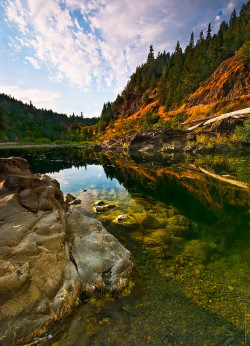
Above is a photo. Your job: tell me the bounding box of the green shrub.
[54,139,67,145]
[35,137,51,144]
[235,118,250,142]
[171,112,188,129]
[0,131,8,142]
[140,112,160,129]
[22,137,37,143]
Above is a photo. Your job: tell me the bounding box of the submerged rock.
[115,214,128,222]
[69,198,81,205]
[64,192,77,203]
[182,239,212,264]
[94,200,106,206]
[93,202,116,213]
[0,157,133,345]
[93,204,109,213]
[67,212,133,293]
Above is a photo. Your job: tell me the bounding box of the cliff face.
[185,51,250,108]
[102,51,250,141]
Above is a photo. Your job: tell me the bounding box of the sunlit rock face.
[0,157,132,345]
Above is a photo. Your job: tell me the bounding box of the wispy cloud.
[25,56,40,69]
[1,0,245,116]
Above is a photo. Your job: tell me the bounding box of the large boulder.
[0,157,133,345]
[0,157,31,178]
[67,212,133,293]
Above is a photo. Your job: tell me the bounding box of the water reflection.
[49,165,126,195]
[0,146,249,345]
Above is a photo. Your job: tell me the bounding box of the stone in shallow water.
[93,205,109,213]
[116,214,129,222]
[69,199,81,205]
[64,192,76,203]
[94,200,106,206]
[67,211,133,293]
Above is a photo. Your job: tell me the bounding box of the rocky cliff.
[100,50,250,141]
[0,157,133,345]
[185,51,250,108]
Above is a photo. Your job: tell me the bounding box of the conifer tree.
[206,23,212,40]
[229,9,237,27]
[197,30,204,45]
[158,66,168,106]
[150,73,157,90]
[147,45,155,62]
[189,31,194,48]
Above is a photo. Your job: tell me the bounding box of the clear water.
[1,147,249,345]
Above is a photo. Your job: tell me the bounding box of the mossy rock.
[143,229,168,247]
[130,230,144,242]
[149,245,169,259]
[182,239,211,264]
[112,214,140,230]
[142,214,167,230]
[165,207,179,218]
[165,214,194,236]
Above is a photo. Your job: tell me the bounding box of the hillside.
[0,2,249,145]
[97,2,250,139]
[98,49,250,141]
[0,94,98,142]
[185,50,250,108]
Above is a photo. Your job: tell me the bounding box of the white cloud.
[5,0,28,34]
[226,1,235,12]
[0,84,60,110]
[25,56,40,69]
[3,0,245,104]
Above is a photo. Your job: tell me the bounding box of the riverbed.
[0,146,249,345]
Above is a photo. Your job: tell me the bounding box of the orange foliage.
[99,52,250,139]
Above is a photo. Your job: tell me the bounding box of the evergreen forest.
[97,1,250,133]
[0,93,98,142]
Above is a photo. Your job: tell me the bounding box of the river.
[0,146,249,345]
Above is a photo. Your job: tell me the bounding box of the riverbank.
[0,142,93,149]
[100,115,249,154]
[0,157,133,345]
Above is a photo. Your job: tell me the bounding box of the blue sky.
[0,0,246,118]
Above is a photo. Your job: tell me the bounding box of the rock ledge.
[0,157,133,345]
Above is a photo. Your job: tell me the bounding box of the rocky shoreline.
[99,116,248,154]
[0,157,133,345]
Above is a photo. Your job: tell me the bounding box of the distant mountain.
[0,94,98,142]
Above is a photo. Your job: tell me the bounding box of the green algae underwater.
[0,147,249,345]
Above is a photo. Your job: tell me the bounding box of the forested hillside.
[0,94,98,142]
[97,1,250,137]
[0,2,249,143]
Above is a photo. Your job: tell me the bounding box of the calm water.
[1,147,249,345]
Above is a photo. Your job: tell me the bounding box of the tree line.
[0,93,98,142]
[97,1,250,133]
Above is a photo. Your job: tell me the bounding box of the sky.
[0,0,246,118]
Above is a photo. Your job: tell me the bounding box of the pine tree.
[147,45,155,62]
[189,31,194,49]
[150,73,157,91]
[158,66,168,106]
[197,30,204,45]
[175,41,182,54]
[239,20,250,67]
[206,23,212,40]
[229,9,237,27]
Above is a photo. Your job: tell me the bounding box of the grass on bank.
[0,137,95,147]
